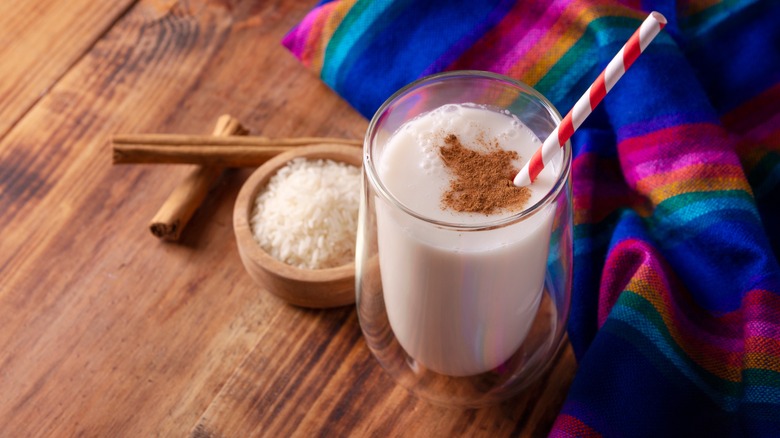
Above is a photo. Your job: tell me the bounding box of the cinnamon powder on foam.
[437,133,530,215]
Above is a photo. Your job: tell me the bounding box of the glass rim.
[364,70,572,231]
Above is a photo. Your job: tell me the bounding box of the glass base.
[358,258,567,408]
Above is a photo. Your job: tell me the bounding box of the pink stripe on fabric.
[446,0,533,71]
[746,321,780,341]
[282,2,338,67]
[303,2,340,69]
[743,289,780,320]
[485,0,573,73]
[617,124,739,186]
[618,124,731,158]
[743,112,780,144]
[550,414,602,438]
[629,150,741,182]
[722,83,780,134]
[281,17,314,58]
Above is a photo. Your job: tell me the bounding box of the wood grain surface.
[0,0,138,136]
[0,0,576,436]
[192,309,575,437]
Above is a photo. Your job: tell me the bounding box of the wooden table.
[0,0,576,435]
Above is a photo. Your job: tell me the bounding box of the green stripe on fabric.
[573,209,624,256]
[681,0,762,35]
[650,192,761,243]
[655,190,755,216]
[535,16,639,104]
[744,368,780,389]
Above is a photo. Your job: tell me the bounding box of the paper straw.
[513,11,667,187]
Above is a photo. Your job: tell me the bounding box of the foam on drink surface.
[378,103,557,225]
[374,103,561,377]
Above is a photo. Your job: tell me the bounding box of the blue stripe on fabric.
[604,38,719,133]
[420,0,516,76]
[654,208,780,312]
[681,0,763,38]
[321,0,398,89]
[572,128,617,158]
[570,209,638,357]
[616,111,714,139]
[654,194,761,231]
[570,227,607,358]
[684,0,780,114]
[566,320,732,436]
[332,0,504,117]
[652,203,762,245]
[540,16,666,111]
[744,385,780,405]
[574,226,612,257]
[607,208,652,248]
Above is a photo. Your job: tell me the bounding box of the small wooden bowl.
[233,144,362,308]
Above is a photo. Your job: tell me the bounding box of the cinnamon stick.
[113,134,361,147]
[112,136,361,166]
[149,115,248,241]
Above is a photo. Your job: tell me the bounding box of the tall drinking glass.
[356,71,572,407]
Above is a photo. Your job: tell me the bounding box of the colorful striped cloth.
[284,1,780,435]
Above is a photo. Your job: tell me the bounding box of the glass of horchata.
[356,71,573,407]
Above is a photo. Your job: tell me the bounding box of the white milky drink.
[375,103,561,377]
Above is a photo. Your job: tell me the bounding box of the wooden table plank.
[192,309,576,437]
[0,0,139,137]
[0,0,364,435]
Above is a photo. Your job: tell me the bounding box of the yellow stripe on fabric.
[312,0,359,73]
[644,176,753,205]
[300,2,338,68]
[744,339,780,373]
[634,161,752,204]
[510,2,640,86]
[636,162,745,192]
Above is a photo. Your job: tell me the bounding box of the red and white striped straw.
[513,11,667,187]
